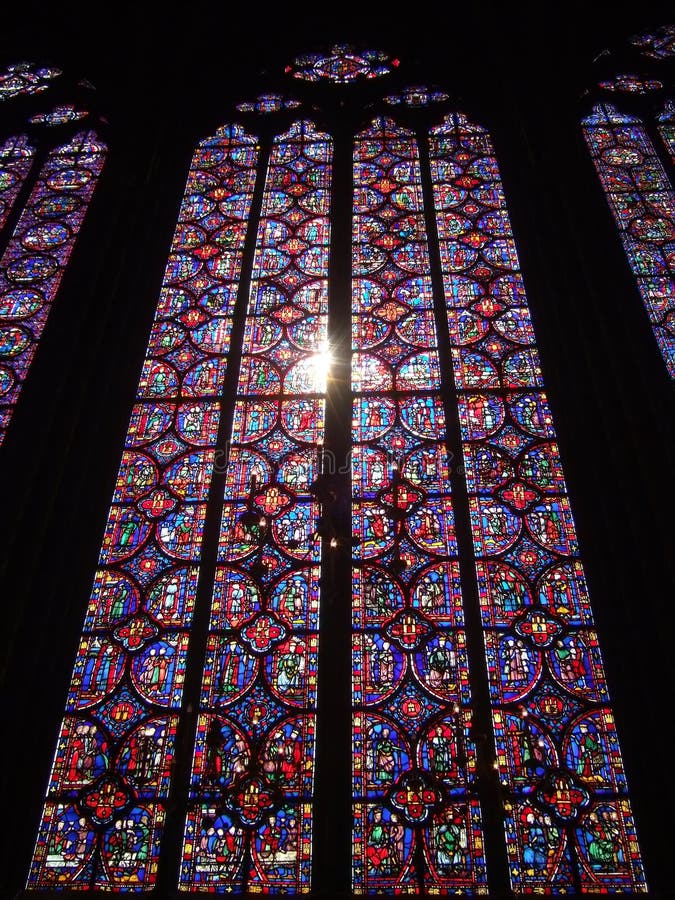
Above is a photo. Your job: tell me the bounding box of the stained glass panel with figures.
[430,111,647,894]
[27,124,258,890]
[179,120,332,893]
[351,117,487,895]
[0,131,105,444]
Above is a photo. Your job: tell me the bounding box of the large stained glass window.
[431,111,646,893]
[0,61,105,444]
[27,123,258,890]
[24,45,647,896]
[582,103,675,377]
[179,120,332,893]
[0,130,106,443]
[351,118,486,893]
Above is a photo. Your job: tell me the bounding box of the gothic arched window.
[25,45,647,895]
[0,60,107,443]
[582,28,675,377]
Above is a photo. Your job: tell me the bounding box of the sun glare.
[310,344,333,391]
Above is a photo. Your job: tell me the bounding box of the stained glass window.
[286,45,397,84]
[383,86,449,107]
[0,134,35,230]
[29,104,89,126]
[179,120,332,892]
[27,123,258,890]
[351,117,487,893]
[236,94,301,114]
[23,47,649,897]
[631,24,675,59]
[0,130,106,444]
[582,103,675,377]
[657,100,675,163]
[597,74,664,93]
[430,110,646,893]
[0,61,62,101]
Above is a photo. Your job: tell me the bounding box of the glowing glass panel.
[29,105,89,126]
[598,74,663,93]
[351,117,487,894]
[0,135,35,230]
[179,120,332,893]
[0,131,105,444]
[27,123,258,890]
[287,45,396,83]
[0,61,61,101]
[582,103,675,377]
[236,94,301,114]
[431,111,647,894]
[383,86,449,107]
[657,100,675,164]
[631,25,675,59]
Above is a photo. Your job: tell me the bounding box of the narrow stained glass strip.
[431,111,647,893]
[179,120,332,894]
[582,103,675,377]
[0,131,104,443]
[657,100,675,165]
[0,135,35,230]
[351,117,487,895]
[657,123,675,164]
[27,124,258,891]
